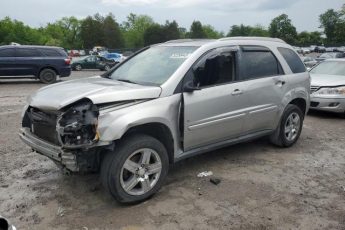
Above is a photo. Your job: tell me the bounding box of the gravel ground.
[0,70,345,230]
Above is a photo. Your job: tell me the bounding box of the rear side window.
[39,48,63,57]
[278,47,305,73]
[0,48,15,57]
[16,48,40,57]
[239,46,283,80]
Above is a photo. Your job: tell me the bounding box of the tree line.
[0,4,344,50]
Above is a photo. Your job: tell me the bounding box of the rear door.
[15,47,41,76]
[183,47,250,150]
[0,48,16,76]
[237,46,286,134]
[84,56,97,69]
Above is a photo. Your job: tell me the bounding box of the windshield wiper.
[117,79,139,84]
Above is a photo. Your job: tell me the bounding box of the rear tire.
[75,64,82,71]
[101,134,169,203]
[269,104,304,147]
[39,69,57,84]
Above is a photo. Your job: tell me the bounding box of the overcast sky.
[0,0,344,33]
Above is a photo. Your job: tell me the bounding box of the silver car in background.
[20,37,310,203]
[309,59,345,115]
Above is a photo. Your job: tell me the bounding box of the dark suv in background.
[0,45,71,83]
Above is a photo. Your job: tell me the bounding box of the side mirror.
[183,81,200,93]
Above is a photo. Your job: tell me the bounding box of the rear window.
[239,46,283,80]
[16,48,40,57]
[39,48,63,57]
[278,47,305,73]
[0,48,15,57]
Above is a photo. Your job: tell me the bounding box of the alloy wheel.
[120,148,162,196]
[284,112,300,141]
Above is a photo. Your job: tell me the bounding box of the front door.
[183,47,249,151]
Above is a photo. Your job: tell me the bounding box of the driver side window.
[193,50,235,87]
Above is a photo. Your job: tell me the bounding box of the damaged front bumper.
[19,128,79,172]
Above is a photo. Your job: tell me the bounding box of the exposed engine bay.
[57,100,99,148]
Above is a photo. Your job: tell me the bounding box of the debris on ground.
[56,207,65,217]
[210,178,221,185]
[197,171,213,177]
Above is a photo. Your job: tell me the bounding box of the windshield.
[310,61,345,76]
[108,46,198,85]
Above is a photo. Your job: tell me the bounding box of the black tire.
[101,134,169,203]
[39,68,57,84]
[104,65,110,71]
[75,64,82,71]
[269,104,304,147]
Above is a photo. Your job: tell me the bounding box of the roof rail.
[165,39,214,43]
[218,37,286,44]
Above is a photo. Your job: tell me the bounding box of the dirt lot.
[0,71,345,230]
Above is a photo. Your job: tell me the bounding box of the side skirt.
[174,129,273,162]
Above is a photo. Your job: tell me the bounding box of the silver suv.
[20,37,310,203]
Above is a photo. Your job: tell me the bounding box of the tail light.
[64,58,71,65]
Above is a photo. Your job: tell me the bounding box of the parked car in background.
[310,45,326,53]
[20,37,310,203]
[301,56,318,69]
[301,47,311,54]
[101,52,123,62]
[293,46,302,54]
[325,47,334,52]
[315,52,345,62]
[0,45,71,83]
[333,47,345,52]
[71,55,117,71]
[309,59,345,115]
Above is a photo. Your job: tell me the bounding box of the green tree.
[122,13,155,48]
[0,17,45,45]
[103,13,124,48]
[80,14,104,48]
[164,20,180,40]
[227,24,251,36]
[189,21,206,38]
[319,9,340,44]
[269,14,297,44]
[202,25,223,38]
[143,24,166,46]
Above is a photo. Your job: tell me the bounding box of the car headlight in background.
[314,86,345,96]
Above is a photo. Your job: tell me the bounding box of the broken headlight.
[57,100,99,147]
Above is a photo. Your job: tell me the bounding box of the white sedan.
[309,59,345,115]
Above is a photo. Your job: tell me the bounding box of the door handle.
[275,80,286,86]
[231,89,243,95]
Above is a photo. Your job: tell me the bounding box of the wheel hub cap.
[120,148,162,196]
[284,112,300,141]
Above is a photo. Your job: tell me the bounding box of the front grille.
[310,101,319,107]
[310,86,319,94]
[29,108,60,145]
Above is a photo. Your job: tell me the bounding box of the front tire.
[39,69,57,84]
[101,134,169,203]
[269,104,304,147]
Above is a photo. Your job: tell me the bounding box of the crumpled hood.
[29,76,162,110]
[310,74,345,87]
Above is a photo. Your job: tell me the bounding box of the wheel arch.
[38,66,59,77]
[119,122,175,165]
[288,97,307,116]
